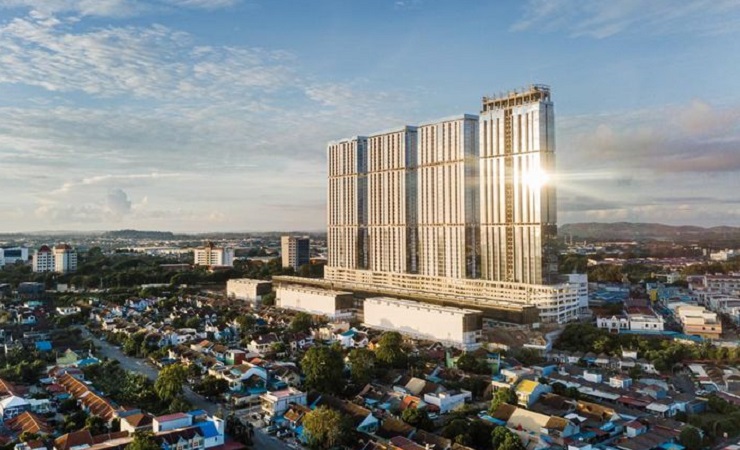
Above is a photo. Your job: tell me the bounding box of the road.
[83,329,291,450]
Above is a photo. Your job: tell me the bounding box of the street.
[83,329,291,450]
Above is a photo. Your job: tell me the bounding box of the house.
[5,411,52,436]
[119,412,154,433]
[490,403,579,448]
[56,306,81,316]
[515,380,552,408]
[423,390,472,414]
[286,332,314,352]
[54,429,95,450]
[316,395,380,434]
[610,375,632,389]
[0,396,30,421]
[153,413,192,433]
[260,388,307,422]
[272,364,302,387]
[194,419,225,449]
[225,349,247,366]
[248,333,281,354]
[337,328,369,349]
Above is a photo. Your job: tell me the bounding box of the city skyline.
[0,0,738,232]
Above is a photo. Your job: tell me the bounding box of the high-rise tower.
[479,85,557,285]
[316,85,577,324]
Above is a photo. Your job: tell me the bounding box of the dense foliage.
[301,345,345,394]
[302,406,351,449]
[556,323,740,372]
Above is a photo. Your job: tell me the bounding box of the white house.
[423,389,472,414]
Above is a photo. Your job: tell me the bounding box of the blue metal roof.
[35,341,52,351]
[196,421,219,439]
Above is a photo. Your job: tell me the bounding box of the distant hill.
[559,222,740,242]
[102,230,177,240]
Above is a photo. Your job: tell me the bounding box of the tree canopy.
[347,348,376,385]
[492,426,525,450]
[375,331,406,368]
[302,406,350,449]
[489,388,518,414]
[301,345,345,394]
[126,432,160,450]
[155,364,187,401]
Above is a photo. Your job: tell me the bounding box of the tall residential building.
[281,236,310,270]
[479,86,557,284]
[53,244,77,274]
[318,85,578,324]
[416,115,479,279]
[194,242,234,267]
[33,245,54,273]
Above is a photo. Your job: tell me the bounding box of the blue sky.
[0,0,738,232]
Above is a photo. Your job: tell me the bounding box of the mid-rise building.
[281,236,309,270]
[0,247,29,267]
[193,242,234,267]
[52,244,77,274]
[33,246,54,273]
[320,85,578,324]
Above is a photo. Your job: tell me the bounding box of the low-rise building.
[260,388,307,421]
[226,279,272,305]
[276,285,355,319]
[363,297,482,350]
[423,390,472,414]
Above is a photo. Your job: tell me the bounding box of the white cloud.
[0,0,240,18]
[511,0,740,38]
[105,188,132,216]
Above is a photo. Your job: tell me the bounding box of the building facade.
[479,86,557,285]
[323,85,578,324]
[363,297,483,350]
[52,245,77,274]
[33,246,54,273]
[226,279,272,304]
[193,242,234,267]
[281,236,309,270]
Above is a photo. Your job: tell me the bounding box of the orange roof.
[6,412,52,436]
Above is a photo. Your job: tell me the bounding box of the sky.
[0,0,738,233]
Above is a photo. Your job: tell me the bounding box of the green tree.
[442,418,469,443]
[194,375,230,398]
[679,426,703,450]
[185,317,201,329]
[155,364,187,401]
[123,332,147,357]
[301,346,345,394]
[126,431,161,450]
[566,387,581,400]
[489,388,517,413]
[85,415,108,435]
[375,331,406,368]
[236,315,256,335]
[261,292,276,306]
[289,312,314,333]
[167,397,192,414]
[456,353,488,374]
[302,406,350,449]
[401,408,434,431]
[347,348,376,385]
[551,382,567,396]
[492,426,525,450]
